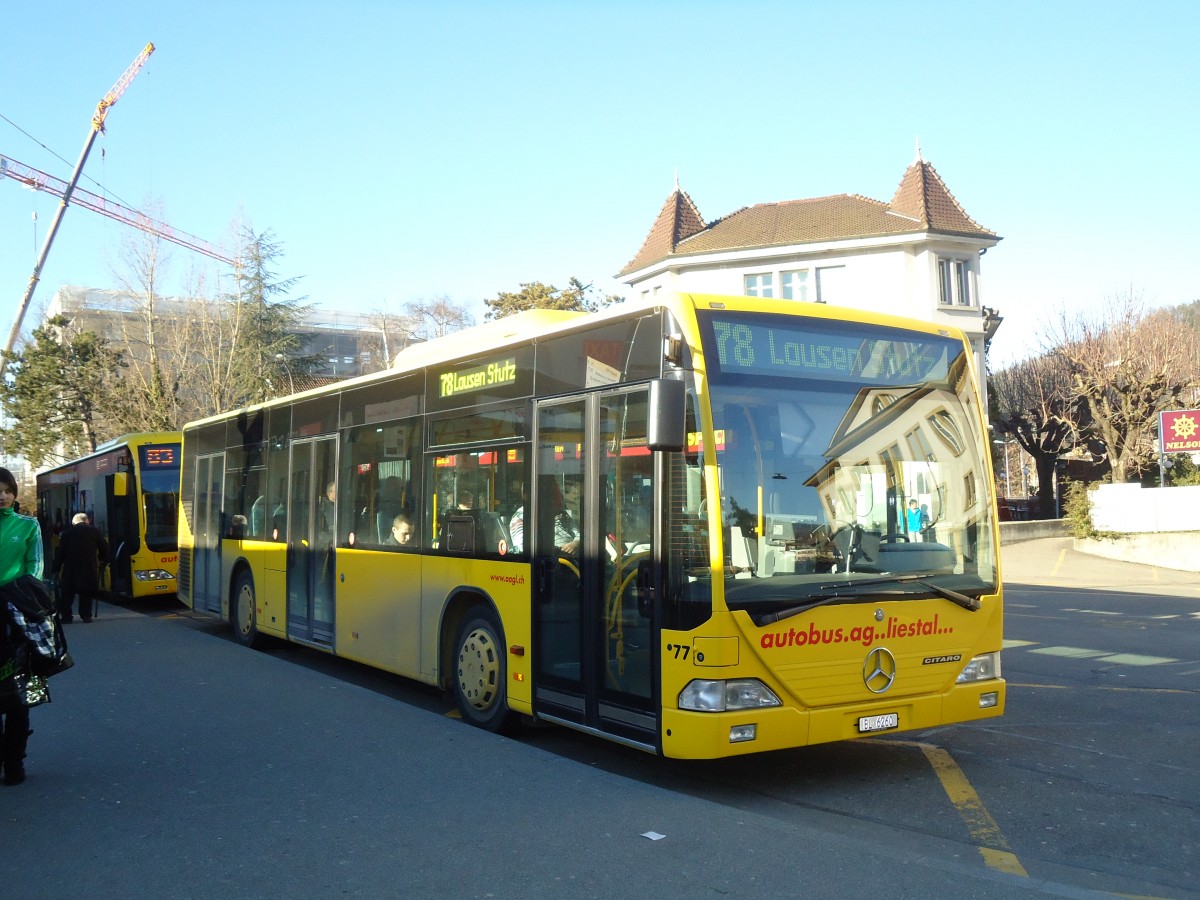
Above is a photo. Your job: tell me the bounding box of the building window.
[815,266,845,304]
[938,258,973,307]
[744,273,773,298]
[781,269,809,301]
[927,408,964,456]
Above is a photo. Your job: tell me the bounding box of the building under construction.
[46,285,393,380]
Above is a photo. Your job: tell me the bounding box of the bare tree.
[361,296,475,373]
[991,352,1077,515]
[106,199,184,432]
[1048,292,1200,483]
[405,296,475,340]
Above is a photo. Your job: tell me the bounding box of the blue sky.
[2,1,1196,368]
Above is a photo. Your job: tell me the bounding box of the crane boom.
[94,42,155,131]
[4,43,155,365]
[1,155,234,265]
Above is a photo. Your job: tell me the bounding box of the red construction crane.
[1,154,234,265]
[3,43,203,364]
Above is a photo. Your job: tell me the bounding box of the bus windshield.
[698,311,997,614]
[139,444,181,553]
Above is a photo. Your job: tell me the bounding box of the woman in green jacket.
[0,465,43,785]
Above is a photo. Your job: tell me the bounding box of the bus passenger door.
[191,453,224,615]
[105,472,137,597]
[532,388,659,750]
[287,436,337,646]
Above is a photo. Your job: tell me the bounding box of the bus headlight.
[678,678,782,712]
[956,652,1001,683]
[134,569,176,582]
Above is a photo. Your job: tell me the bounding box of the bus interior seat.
[443,514,475,553]
[480,511,511,553]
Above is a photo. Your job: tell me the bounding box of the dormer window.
[938,258,974,307]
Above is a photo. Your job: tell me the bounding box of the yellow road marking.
[920,743,1027,875]
[1050,547,1067,577]
[1008,682,1069,689]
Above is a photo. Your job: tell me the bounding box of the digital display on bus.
[140,444,180,468]
[700,312,959,386]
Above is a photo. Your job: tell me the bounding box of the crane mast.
[3,42,155,365]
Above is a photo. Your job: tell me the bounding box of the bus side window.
[250,496,265,538]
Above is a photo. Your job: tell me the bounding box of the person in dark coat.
[52,513,108,624]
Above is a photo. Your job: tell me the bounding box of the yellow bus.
[36,431,182,600]
[178,294,1004,758]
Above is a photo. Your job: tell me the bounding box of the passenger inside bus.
[384,514,414,546]
[374,476,407,543]
[555,479,581,555]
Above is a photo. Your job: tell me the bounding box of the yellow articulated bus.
[36,432,182,600]
[178,294,1004,759]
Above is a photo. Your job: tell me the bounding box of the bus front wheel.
[453,607,514,733]
[231,570,261,649]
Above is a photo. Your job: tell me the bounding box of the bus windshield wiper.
[749,574,980,626]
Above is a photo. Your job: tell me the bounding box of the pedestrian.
[53,512,108,623]
[0,465,43,785]
[905,498,924,542]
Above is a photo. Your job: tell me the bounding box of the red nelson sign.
[1160,408,1200,453]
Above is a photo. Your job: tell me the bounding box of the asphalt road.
[4,538,1196,899]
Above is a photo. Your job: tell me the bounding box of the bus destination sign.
[439,358,518,399]
[141,445,178,466]
[705,315,953,385]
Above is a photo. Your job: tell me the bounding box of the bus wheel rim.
[237,585,253,635]
[458,626,499,711]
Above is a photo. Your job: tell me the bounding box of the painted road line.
[876,740,1027,877]
[1028,646,1110,659]
[1050,547,1066,577]
[1008,683,1069,689]
[920,744,1028,877]
[1027,646,1179,665]
[1002,639,1037,648]
[1097,653,1178,666]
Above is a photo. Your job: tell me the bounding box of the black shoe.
[3,764,25,786]
[80,617,92,623]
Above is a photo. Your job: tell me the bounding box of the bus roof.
[181,293,972,430]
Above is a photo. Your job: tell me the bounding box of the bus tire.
[453,607,514,733]
[231,570,261,649]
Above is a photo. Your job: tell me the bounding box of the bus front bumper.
[659,679,1006,759]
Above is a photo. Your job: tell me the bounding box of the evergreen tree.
[0,316,124,467]
[224,227,314,406]
[483,277,622,320]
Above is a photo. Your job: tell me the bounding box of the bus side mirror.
[648,379,686,451]
[113,472,128,497]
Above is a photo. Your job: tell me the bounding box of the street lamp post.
[992,437,1011,497]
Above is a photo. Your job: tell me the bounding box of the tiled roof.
[620,189,707,277]
[618,159,997,277]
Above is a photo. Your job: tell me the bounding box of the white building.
[618,151,1003,379]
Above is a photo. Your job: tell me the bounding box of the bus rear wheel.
[453,607,514,733]
[231,570,261,649]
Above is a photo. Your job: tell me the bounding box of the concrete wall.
[1078,483,1200,572]
[999,519,1069,545]
[1090,482,1200,533]
[1076,533,1200,572]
